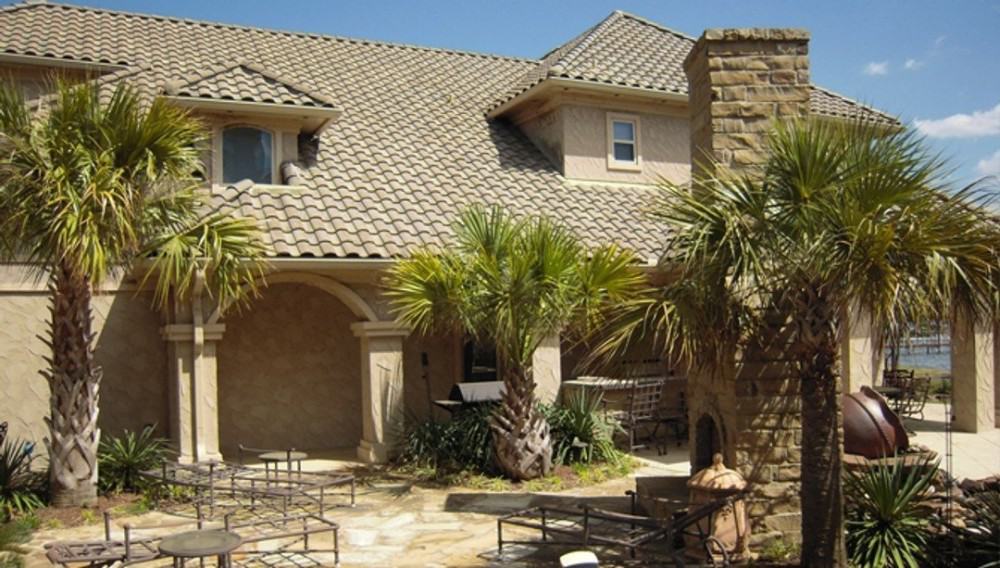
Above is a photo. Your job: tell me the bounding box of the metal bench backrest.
[627,380,665,422]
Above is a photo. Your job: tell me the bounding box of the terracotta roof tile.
[162,60,336,108]
[489,11,898,126]
[0,2,891,260]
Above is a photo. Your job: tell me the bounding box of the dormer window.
[222,126,274,184]
[607,113,641,170]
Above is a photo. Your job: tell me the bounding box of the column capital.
[350,321,410,339]
[161,323,226,342]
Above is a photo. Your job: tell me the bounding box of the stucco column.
[532,334,562,404]
[351,322,409,463]
[951,314,996,433]
[162,323,226,463]
[840,305,881,393]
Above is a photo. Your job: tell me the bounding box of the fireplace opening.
[695,414,722,471]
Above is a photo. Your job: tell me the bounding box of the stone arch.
[207,271,378,325]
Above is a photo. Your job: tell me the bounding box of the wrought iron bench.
[496,492,741,566]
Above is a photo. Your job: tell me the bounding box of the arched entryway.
[217,281,362,455]
[694,414,722,471]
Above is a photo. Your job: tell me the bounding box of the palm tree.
[0,80,266,506]
[597,118,999,566]
[386,205,644,480]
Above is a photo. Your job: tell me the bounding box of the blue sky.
[7,0,1000,184]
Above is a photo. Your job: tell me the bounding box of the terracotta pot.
[686,453,751,562]
[842,386,908,459]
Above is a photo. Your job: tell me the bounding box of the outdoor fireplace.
[694,415,722,471]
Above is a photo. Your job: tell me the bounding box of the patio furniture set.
[875,368,933,421]
[44,447,353,567]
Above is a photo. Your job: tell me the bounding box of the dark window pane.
[223,127,273,184]
[614,142,635,162]
[613,120,635,141]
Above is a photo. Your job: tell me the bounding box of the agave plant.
[544,391,621,466]
[97,426,167,493]
[0,438,45,520]
[845,456,939,568]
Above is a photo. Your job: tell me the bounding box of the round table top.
[258,451,308,462]
[158,530,242,558]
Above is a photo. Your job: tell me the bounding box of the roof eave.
[0,51,129,73]
[488,77,689,119]
[164,95,341,133]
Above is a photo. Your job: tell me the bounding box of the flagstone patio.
[20,406,998,567]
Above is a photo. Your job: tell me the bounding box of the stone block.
[770,70,799,84]
[776,465,801,481]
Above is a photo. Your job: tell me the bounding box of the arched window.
[222,126,273,184]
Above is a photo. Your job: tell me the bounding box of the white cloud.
[977,150,1000,176]
[933,35,947,48]
[914,103,1000,138]
[863,61,889,76]
[903,58,923,70]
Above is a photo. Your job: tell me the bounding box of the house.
[1,1,996,542]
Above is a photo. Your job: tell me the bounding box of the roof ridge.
[809,84,896,121]
[548,11,625,76]
[613,10,697,43]
[10,1,540,65]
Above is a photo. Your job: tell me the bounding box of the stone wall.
[216,282,362,454]
[684,28,811,181]
[683,28,811,545]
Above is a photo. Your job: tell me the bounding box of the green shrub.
[542,391,622,466]
[98,425,167,494]
[398,405,496,475]
[845,456,938,568]
[0,438,45,520]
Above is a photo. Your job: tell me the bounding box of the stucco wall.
[0,290,167,447]
[216,282,362,454]
[561,104,690,184]
[402,332,461,422]
[520,108,565,171]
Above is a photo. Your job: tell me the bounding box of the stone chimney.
[683,28,811,179]
[681,28,812,548]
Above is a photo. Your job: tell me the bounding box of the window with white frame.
[222,126,274,184]
[607,114,640,169]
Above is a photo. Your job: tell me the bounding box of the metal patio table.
[258,450,308,479]
[158,529,242,567]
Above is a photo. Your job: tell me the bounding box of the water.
[898,348,951,371]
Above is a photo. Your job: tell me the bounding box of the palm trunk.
[491,364,552,481]
[797,288,847,567]
[44,262,100,507]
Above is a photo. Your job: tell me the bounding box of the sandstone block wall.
[683,28,811,545]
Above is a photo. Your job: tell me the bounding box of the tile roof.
[490,11,898,126]
[493,11,693,109]
[0,2,896,260]
[162,61,336,108]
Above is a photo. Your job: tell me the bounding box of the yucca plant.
[97,426,167,493]
[845,456,939,568]
[544,391,622,466]
[0,438,45,520]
